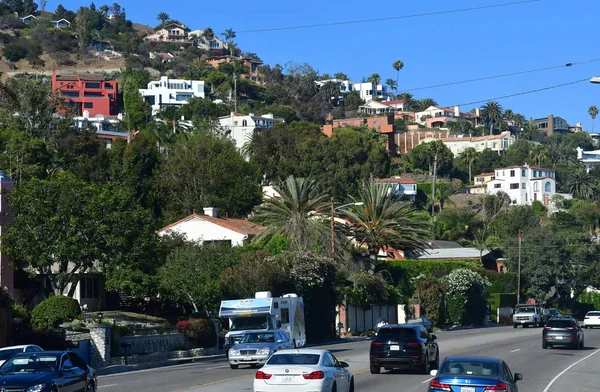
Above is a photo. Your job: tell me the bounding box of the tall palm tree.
[426,184,455,213]
[589,105,599,133]
[480,101,503,135]
[566,171,598,200]
[392,60,404,96]
[414,98,438,112]
[426,140,445,217]
[221,28,236,54]
[202,27,215,48]
[385,78,397,95]
[529,144,547,167]
[503,109,514,121]
[459,147,479,183]
[398,92,414,110]
[341,181,430,272]
[253,176,333,253]
[368,73,381,99]
[157,105,190,134]
[156,12,170,24]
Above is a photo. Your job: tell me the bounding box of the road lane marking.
[99,384,117,388]
[175,374,254,391]
[510,349,520,352]
[542,348,600,392]
[422,377,434,383]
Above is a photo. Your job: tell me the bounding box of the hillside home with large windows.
[139,76,205,115]
[52,72,118,117]
[577,147,600,173]
[219,113,284,150]
[486,164,556,206]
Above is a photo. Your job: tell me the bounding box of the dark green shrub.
[477,269,517,294]
[180,318,216,348]
[3,42,28,62]
[30,296,81,331]
[443,269,490,325]
[531,200,546,216]
[489,293,517,322]
[414,276,447,327]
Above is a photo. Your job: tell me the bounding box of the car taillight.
[407,341,420,347]
[255,371,272,379]
[371,341,382,348]
[544,326,552,330]
[429,379,452,391]
[484,382,508,391]
[566,327,575,331]
[303,371,325,379]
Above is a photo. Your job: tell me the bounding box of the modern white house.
[188,30,228,50]
[352,82,388,101]
[359,100,395,115]
[73,112,130,149]
[419,131,515,157]
[218,112,284,150]
[138,76,205,115]
[577,147,600,173]
[158,208,263,247]
[486,164,557,206]
[373,177,417,201]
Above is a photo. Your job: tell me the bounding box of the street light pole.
[517,230,522,305]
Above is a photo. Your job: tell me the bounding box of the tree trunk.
[186,293,199,313]
[431,151,438,217]
[469,163,472,184]
[490,122,494,136]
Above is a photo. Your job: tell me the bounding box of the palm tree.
[566,171,598,200]
[529,144,547,167]
[368,73,381,99]
[157,105,190,134]
[253,176,332,253]
[319,81,341,105]
[426,184,455,213]
[341,181,430,272]
[392,60,404,95]
[385,78,397,96]
[156,12,170,24]
[480,101,504,135]
[414,98,438,112]
[503,109,514,121]
[459,147,479,183]
[589,105,599,133]
[202,27,215,48]
[221,28,236,54]
[398,92,414,110]
[99,5,110,16]
[426,140,445,216]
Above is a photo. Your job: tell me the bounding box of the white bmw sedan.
[584,311,600,328]
[253,349,354,392]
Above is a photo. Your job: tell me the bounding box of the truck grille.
[240,349,257,355]
[515,316,530,321]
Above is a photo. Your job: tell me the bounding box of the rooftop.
[54,73,107,81]
[159,213,264,237]
[373,177,416,184]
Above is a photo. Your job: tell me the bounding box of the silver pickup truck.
[513,304,544,328]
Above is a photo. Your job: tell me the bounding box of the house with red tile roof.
[158,208,263,247]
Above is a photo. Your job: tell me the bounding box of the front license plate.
[281,376,295,383]
[461,387,476,392]
[390,345,400,351]
[243,356,252,361]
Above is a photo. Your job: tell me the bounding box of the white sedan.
[0,344,44,367]
[584,311,600,328]
[253,349,354,392]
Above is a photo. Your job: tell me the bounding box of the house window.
[522,169,526,176]
[85,82,101,89]
[545,182,551,192]
[522,183,526,189]
[494,184,501,189]
[84,92,103,97]
[84,102,93,108]
[534,182,539,192]
[510,183,519,189]
[175,94,191,102]
[62,91,79,97]
[510,170,515,177]
[242,120,248,126]
[80,277,99,299]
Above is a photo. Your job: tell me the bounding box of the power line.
[236,0,539,34]
[446,78,589,107]
[404,59,600,92]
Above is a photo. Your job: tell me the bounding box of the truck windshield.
[516,307,536,313]
[231,316,268,331]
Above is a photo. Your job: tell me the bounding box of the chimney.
[475,108,480,116]
[454,105,460,117]
[203,207,218,217]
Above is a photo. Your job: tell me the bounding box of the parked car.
[0,351,97,392]
[428,356,523,392]
[0,345,44,367]
[253,349,353,392]
[369,324,439,374]
[512,304,544,328]
[542,316,584,349]
[583,311,600,329]
[229,330,294,369]
[406,317,434,332]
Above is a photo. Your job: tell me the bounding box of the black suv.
[369,324,439,374]
[542,316,584,349]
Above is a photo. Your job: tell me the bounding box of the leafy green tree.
[589,105,599,134]
[398,92,414,110]
[569,199,600,235]
[343,91,364,111]
[0,126,50,182]
[385,78,397,96]
[3,42,28,62]
[501,139,531,166]
[157,132,262,221]
[459,147,478,183]
[409,141,453,177]
[413,98,438,112]
[480,101,503,135]
[122,68,151,131]
[341,181,430,271]
[51,127,110,183]
[529,144,547,167]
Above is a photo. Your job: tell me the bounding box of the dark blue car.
[428,356,522,392]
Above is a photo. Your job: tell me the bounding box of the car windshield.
[378,328,416,340]
[230,316,268,331]
[0,348,23,361]
[241,332,275,343]
[0,354,59,374]
[440,360,498,377]
[516,307,536,313]
[267,354,320,365]
[587,312,600,316]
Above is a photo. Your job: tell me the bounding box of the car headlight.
[229,349,240,356]
[27,385,45,392]
[256,348,270,356]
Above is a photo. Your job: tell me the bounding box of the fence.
[84,311,176,336]
[339,304,398,333]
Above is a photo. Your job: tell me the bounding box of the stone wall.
[117,333,188,356]
[89,324,111,368]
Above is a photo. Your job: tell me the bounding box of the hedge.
[489,293,517,322]
[476,269,517,294]
[31,296,82,331]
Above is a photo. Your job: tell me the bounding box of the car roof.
[11,351,66,356]
[380,324,420,329]
[273,349,326,355]
[0,345,32,351]
[443,356,502,364]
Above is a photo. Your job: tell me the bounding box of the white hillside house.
[139,76,205,115]
[218,113,284,150]
[486,164,556,206]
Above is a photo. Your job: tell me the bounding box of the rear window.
[267,354,320,365]
[546,320,573,328]
[587,312,600,316]
[440,360,498,377]
[378,327,416,340]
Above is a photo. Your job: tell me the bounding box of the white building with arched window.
[218,112,284,152]
[485,164,557,206]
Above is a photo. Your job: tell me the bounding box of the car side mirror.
[339,361,349,368]
[430,369,438,376]
[277,339,283,343]
[430,334,437,341]
[514,373,523,382]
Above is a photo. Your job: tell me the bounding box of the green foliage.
[414,276,447,327]
[11,302,29,319]
[501,140,531,167]
[442,269,490,325]
[179,318,217,348]
[409,141,453,176]
[3,42,28,61]
[31,296,81,331]
[531,200,546,216]
[489,293,517,322]
[434,208,481,242]
[578,290,600,310]
[343,272,400,307]
[478,269,517,294]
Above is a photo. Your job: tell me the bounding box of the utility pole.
[233,73,238,113]
[331,197,335,262]
[517,230,522,305]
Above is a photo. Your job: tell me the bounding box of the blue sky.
[48,0,600,131]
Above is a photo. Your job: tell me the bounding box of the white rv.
[219,291,306,351]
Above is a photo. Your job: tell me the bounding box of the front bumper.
[513,318,536,325]
[229,354,270,365]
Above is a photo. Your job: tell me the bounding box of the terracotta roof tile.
[373,177,416,184]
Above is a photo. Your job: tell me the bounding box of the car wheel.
[331,382,337,392]
[542,341,548,349]
[349,377,354,392]
[421,354,431,375]
[293,339,297,349]
[86,381,95,392]
[369,364,380,374]
[229,364,238,369]
[513,324,518,329]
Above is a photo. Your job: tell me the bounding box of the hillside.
[0,52,126,78]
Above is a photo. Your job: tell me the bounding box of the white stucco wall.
[158,217,247,246]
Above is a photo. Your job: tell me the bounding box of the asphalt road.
[97,325,600,392]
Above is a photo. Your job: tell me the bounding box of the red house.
[52,71,118,117]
